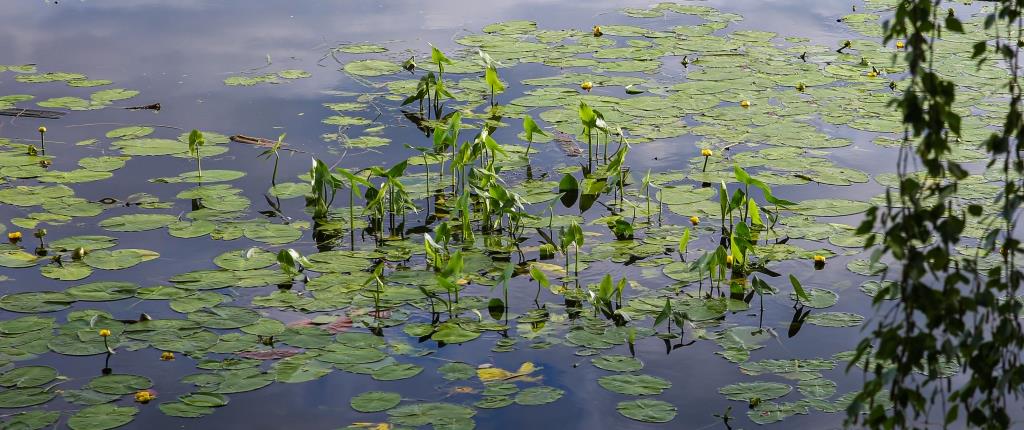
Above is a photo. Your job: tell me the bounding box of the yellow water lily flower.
[160,351,175,361]
[134,390,155,403]
[867,70,878,78]
[7,231,21,243]
[725,255,734,267]
[98,329,111,337]
[896,40,905,49]
[37,126,47,134]
[593,25,603,37]
[581,81,593,92]
[740,100,751,108]
[689,216,700,226]
[813,255,826,263]
[701,148,713,157]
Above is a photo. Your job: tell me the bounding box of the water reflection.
[0,0,891,429]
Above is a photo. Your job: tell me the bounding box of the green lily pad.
[62,389,121,405]
[790,288,838,309]
[40,261,93,281]
[99,214,178,232]
[598,374,671,395]
[87,374,152,395]
[0,366,58,388]
[387,402,475,427]
[431,324,480,344]
[106,126,154,139]
[50,235,117,252]
[0,411,60,429]
[790,199,872,216]
[592,354,644,372]
[67,404,138,430]
[0,291,74,313]
[616,399,677,423]
[719,381,792,401]
[159,401,215,418]
[0,387,55,408]
[350,391,402,412]
[438,362,476,380]
[187,306,261,329]
[82,249,159,270]
[514,386,564,405]
[344,60,402,77]
[371,363,423,381]
[179,392,229,407]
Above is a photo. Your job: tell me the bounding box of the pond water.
[0,0,1008,429]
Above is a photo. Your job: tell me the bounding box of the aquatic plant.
[308,158,340,220]
[258,133,286,185]
[187,129,205,178]
[521,114,546,161]
[334,166,372,240]
[37,125,46,155]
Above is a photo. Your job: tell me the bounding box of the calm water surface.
[0,1,936,429]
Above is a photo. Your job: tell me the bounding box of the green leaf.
[599,374,671,395]
[617,399,677,423]
[350,391,402,412]
[523,115,546,142]
[67,404,138,430]
[789,274,809,302]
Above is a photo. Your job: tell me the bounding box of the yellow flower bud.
[134,390,155,403]
[725,255,734,267]
[98,329,111,337]
[813,255,826,263]
[7,231,22,242]
[740,100,751,108]
[37,126,47,134]
[160,351,175,361]
[867,71,878,78]
[689,216,700,226]
[701,148,713,157]
[896,40,905,49]
[796,82,806,92]
[581,81,593,92]
[593,25,603,37]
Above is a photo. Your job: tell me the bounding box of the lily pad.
[351,391,402,412]
[514,386,564,405]
[598,374,671,395]
[592,354,644,372]
[616,399,677,423]
[719,382,792,401]
[67,404,138,430]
